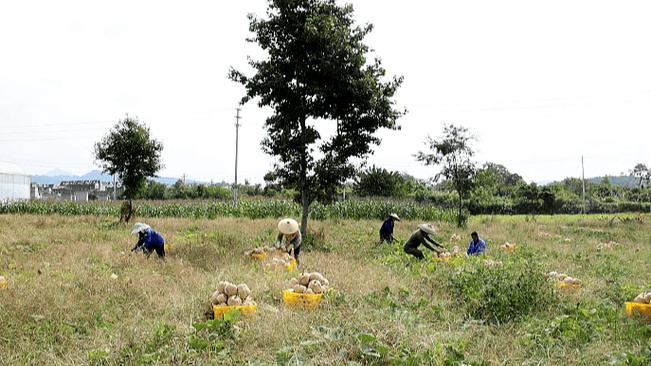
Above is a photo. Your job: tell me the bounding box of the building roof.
[0,161,29,176]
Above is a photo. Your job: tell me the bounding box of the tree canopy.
[230,0,404,234]
[416,124,476,227]
[94,116,163,222]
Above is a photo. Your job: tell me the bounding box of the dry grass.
[0,213,650,365]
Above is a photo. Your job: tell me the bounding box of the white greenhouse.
[0,163,31,201]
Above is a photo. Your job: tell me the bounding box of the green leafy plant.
[187,309,240,353]
[446,257,557,324]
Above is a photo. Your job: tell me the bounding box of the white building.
[0,162,31,201]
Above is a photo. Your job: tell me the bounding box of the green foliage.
[231,0,404,234]
[354,166,427,198]
[445,257,557,324]
[0,199,456,222]
[416,124,476,227]
[187,310,240,353]
[94,116,163,221]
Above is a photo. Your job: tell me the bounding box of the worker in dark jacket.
[404,223,446,259]
[379,213,400,244]
[131,223,166,259]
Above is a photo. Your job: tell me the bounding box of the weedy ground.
[0,214,650,365]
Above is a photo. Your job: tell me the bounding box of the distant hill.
[586,175,638,188]
[32,170,193,186]
[541,175,639,188]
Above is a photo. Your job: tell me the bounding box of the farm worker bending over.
[466,231,486,256]
[403,224,446,260]
[131,223,166,260]
[379,213,400,244]
[276,218,302,266]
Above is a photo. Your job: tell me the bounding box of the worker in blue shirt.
[466,231,486,256]
[379,213,400,244]
[131,222,166,259]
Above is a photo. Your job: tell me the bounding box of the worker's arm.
[131,236,145,252]
[275,233,284,249]
[424,235,444,248]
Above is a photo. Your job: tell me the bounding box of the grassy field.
[1,213,650,365]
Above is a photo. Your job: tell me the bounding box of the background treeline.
[353,163,651,215]
[133,162,651,215]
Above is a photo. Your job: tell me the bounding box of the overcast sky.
[1,0,649,184]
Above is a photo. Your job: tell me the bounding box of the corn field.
[0,199,456,222]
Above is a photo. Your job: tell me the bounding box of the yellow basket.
[263,258,297,272]
[0,278,7,290]
[558,281,581,289]
[212,304,257,319]
[249,252,268,261]
[164,243,173,252]
[432,256,451,262]
[625,302,651,321]
[283,289,323,310]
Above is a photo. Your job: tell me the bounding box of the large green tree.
[354,166,405,198]
[416,124,476,227]
[230,0,404,235]
[94,116,163,222]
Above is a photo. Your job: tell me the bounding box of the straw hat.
[389,213,401,221]
[278,218,299,235]
[418,223,437,235]
[131,222,151,235]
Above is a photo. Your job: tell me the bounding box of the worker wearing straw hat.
[403,223,446,259]
[131,222,166,260]
[276,218,302,265]
[379,213,400,244]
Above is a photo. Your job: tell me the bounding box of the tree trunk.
[299,115,309,237]
[127,198,133,223]
[457,195,463,228]
[301,190,309,236]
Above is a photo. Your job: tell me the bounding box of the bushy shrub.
[445,257,557,324]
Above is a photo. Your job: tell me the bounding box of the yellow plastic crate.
[0,278,7,290]
[212,304,257,319]
[263,258,297,272]
[164,243,173,252]
[625,302,651,321]
[283,289,323,310]
[431,256,451,262]
[558,281,581,289]
[249,252,268,261]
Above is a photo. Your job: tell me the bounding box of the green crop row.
[0,199,456,222]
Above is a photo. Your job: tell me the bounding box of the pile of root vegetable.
[211,281,257,307]
[287,272,330,295]
[483,259,503,267]
[546,271,582,285]
[263,252,294,269]
[597,241,620,251]
[436,246,461,259]
[500,242,516,250]
[632,291,651,304]
[244,246,276,257]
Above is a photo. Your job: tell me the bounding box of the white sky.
[0,0,649,184]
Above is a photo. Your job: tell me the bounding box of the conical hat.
[418,223,437,235]
[389,213,400,221]
[131,222,151,235]
[278,218,299,235]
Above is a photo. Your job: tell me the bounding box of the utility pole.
[581,156,586,214]
[234,107,242,202]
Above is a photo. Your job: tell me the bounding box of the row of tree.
[91,0,650,229]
